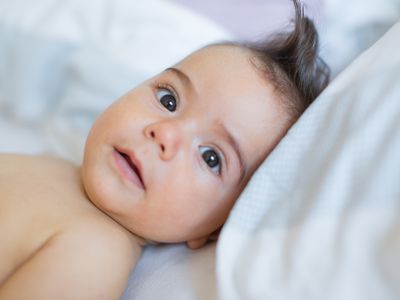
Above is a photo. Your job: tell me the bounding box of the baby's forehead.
[173,45,267,95]
[180,44,251,64]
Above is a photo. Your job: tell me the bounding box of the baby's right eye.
[156,88,177,112]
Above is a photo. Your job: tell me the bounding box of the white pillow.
[217,22,400,300]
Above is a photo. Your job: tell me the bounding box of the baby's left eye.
[199,146,222,175]
[156,88,177,112]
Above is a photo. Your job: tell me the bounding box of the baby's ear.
[186,228,221,249]
[186,237,209,249]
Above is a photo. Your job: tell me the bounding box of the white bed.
[1,1,400,299]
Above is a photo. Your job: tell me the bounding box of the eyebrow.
[217,122,247,184]
[165,67,193,89]
[166,67,246,183]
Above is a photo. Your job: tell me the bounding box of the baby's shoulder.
[0,152,75,168]
[62,215,140,253]
[50,216,142,282]
[0,153,76,180]
[0,217,141,299]
[0,153,80,193]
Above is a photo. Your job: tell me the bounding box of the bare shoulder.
[54,218,143,290]
[0,153,79,190]
[56,217,142,275]
[63,216,142,259]
[0,153,77,179]
[0,152,75,168]
[0,216,141,300]
[0,152,56,161]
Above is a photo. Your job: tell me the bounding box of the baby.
[0,1,329,299]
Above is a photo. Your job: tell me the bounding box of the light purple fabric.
[167,0,325,40]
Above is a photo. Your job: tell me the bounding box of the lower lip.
[112,150,145,190]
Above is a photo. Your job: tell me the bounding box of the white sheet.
[122,243,217,300]
[217,22,400,300]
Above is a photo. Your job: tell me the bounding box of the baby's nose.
[143,120,183,160]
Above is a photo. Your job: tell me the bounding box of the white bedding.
[217,21,400,300]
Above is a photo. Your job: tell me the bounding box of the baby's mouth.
[113,148,145,190]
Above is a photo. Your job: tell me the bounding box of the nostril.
[150,131,155,138]
[160,144,165,152]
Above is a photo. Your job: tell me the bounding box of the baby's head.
[81,0,329,248]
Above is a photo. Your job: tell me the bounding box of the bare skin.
[0,45,292,299]
[0,154,142,299]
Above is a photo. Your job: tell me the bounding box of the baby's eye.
[199,146,221,175]
[156,88,177,112]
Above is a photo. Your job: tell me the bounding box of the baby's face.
[82,45,291,244]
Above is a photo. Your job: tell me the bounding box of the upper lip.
[114,146,146,189]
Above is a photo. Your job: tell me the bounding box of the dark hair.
[222,0,330,120]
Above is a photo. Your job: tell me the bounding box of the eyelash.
[152,81,226,177]
[154,82,179,106]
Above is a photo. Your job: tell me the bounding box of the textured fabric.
[217,22,400,300]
